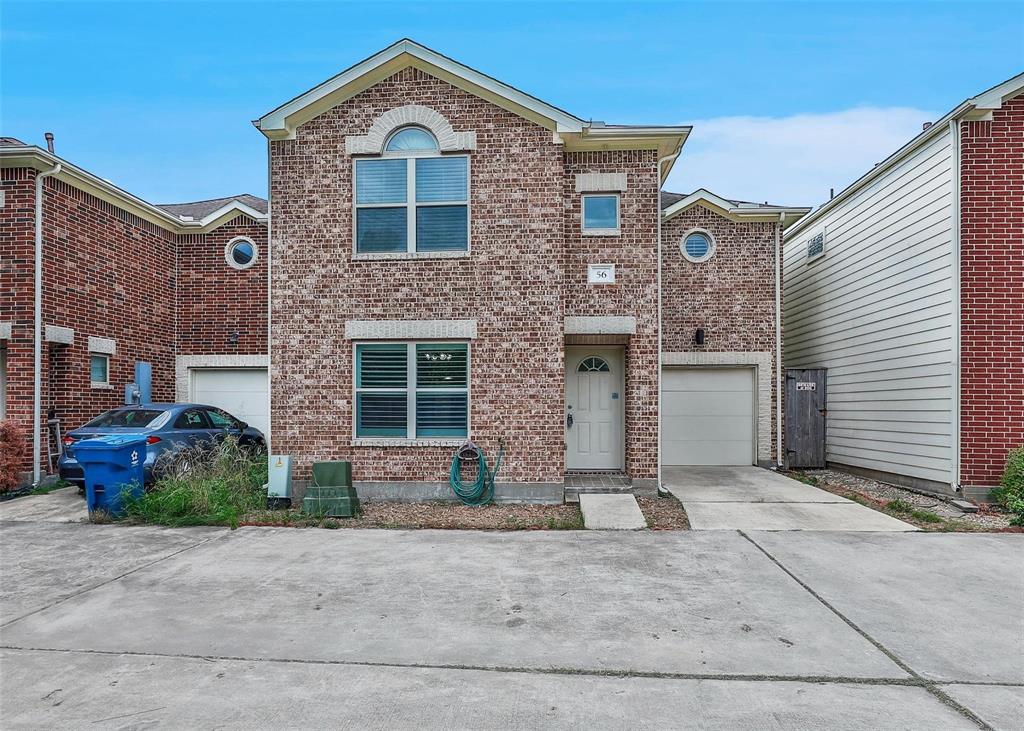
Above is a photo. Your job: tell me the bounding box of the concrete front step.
[578,493,647,530]
[565,486,634,504]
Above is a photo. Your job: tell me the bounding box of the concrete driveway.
[1,518,1021,729]
[663,466,917,531]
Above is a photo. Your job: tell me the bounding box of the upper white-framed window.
[680,228,716,263]
[581,193,620,236]
[806,231,826,263]
[354,126,470,255]
[225,236,258,270]
[90,353,109,387]
[354,341,469,439]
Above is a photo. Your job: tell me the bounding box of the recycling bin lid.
[74,434,149,450]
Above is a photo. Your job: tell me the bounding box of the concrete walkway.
[1,521,1020,728]
[579,493,647,529]
[0,487,86,523]
[664,466,917,531]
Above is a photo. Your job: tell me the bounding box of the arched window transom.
[577,357,610,373]
[384,126,439,154]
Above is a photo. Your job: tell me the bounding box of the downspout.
[656,151,680,495]
[265,138,273,455]
[949,118,962,492]
[775,213,784,468]
[33,161,62,486]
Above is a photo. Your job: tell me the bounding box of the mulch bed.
[636,494,690,530]
[242,500,584,531]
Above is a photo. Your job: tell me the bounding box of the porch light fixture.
[694,328,705,346]
[228,331,240,345]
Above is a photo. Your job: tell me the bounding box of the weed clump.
[991,447,1024,526]
[124,438,267,528]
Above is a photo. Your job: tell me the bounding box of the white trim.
[344,319,478,340]
[679,227,716,263]
[663,188,811,227]
[575,172,627,193]
[175,354,270,402]
[87,336,116,355]
[774,218,783,468]
[661,352,774,463]
[785,72,1024,241]
[225,235,259,270]
[44,324,74,345]
[564,316,636,335]
[347,106,476,155]
[256,39,587,139]
[581,193,621,236]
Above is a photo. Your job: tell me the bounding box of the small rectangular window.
[90,354,109,386]
[355,342,469,439]
[355,156,469,254]
[582,194,620,235]
[807,232,826,261]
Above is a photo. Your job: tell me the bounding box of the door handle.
[566,412,574,429]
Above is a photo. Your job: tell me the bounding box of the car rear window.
[84,409,166,428]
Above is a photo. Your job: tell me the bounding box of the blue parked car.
[59,403,266,490]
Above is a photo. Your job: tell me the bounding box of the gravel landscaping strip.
[243,501,585,530]
[786,469,1015,532]
[636,494,690,530]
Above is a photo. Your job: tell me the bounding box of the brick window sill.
[351,438,465,448]
[352,251,471,262]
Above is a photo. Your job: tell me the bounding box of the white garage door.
[191,368,268,436]
[661,368,754,466]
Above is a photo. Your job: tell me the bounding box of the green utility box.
[302,461,360,518]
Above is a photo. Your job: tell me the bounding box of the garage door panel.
[661,439,752,466]
[662,368,752,392]
[662,415,753,441]
[191,369,268,437]
[661,367,755,466]
[662,391,753,417]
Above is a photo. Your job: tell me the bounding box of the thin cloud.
[666,107,938,208]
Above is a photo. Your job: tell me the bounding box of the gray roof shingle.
[157,194,268,219]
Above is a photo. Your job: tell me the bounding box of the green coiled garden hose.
[449,439,504,506]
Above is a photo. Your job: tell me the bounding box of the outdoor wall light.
[694,328,706,346]
[228,331,240,345]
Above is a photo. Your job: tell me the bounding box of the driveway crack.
[738,530,994,730]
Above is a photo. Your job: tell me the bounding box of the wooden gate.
[785,368,826,469]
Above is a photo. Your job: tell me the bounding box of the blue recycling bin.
[75,434,147,518]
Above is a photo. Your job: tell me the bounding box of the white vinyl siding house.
[783,124,957,490]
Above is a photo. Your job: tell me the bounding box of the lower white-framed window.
[354,342,469,438]
[90,353,109,387]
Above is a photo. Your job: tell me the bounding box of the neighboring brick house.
[0,139,268,482]
[783,73,1024,500]
[256,40,808,499]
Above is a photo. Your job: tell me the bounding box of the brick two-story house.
[257,40,808,500]
[0,139,268,482]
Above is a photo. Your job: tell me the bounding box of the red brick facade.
[958,95,1024,493]
[661,205,782,462]
[269,68,663,486]
[0,165,267,478]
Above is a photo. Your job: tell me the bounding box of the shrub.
[991,447,1024,527]
[0,420,28,493]
[124,437,267,528]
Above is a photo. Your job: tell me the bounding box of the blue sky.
[2,1,1020,207]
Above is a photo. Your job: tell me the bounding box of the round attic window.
[225,237,258,270]
[680,229,715,263]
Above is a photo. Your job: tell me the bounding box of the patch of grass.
[886,498,942,524]
[546,513,584,530]
[788,472,819,486]
[124,438,267,528]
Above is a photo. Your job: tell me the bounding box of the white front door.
[565,347,623,470]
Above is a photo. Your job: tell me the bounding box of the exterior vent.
[807,232,825,261]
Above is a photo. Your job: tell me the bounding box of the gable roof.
[785,71,1024,240]
[158,194,268,220]
[0,141,267,234]
[661,188,811,228]
[255,39,690,181]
